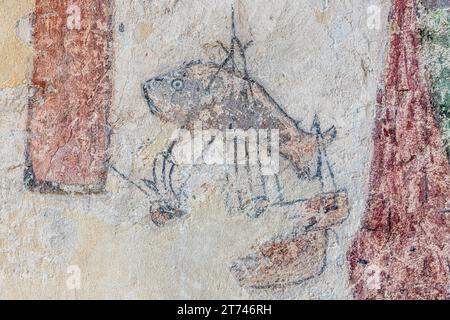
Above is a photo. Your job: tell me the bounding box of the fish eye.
[171,79,184,91]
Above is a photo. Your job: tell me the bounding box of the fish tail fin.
[312,114,337,146]
[311,115,338,191]
[322,126,337,145]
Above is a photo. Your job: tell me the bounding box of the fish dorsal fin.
[220,7,253,80]
[208,7,253,93]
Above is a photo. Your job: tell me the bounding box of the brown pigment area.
[231,230,328,289]
[230,191,349,289]
[27,0,112,191]
[348,0,450,300]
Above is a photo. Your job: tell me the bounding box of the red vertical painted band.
[348,0,450,299]
[26,0,112,193]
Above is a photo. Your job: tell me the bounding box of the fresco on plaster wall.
[15,0,449,298]
[347,0,449,300]
[110,11,351,290]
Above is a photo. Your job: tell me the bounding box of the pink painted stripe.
[348,0,450,300]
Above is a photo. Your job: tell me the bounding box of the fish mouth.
[143,85,160,115]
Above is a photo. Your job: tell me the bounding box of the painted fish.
[137,13,350,290]
[143,59,336,180]
[230,190,349,289]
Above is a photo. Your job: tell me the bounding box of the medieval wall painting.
[0,0,448,299]
[348,0,449,300]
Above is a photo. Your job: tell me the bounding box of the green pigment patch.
[419,7,450,159]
